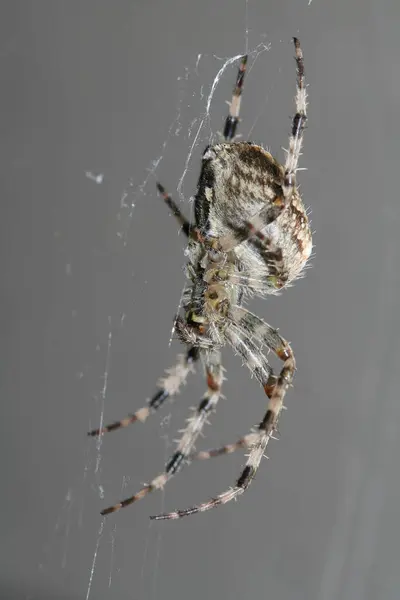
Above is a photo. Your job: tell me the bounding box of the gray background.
[1,1,400,599]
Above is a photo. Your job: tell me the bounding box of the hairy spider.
[89,38,312,520]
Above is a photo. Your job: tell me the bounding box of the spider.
[89,38,312,520]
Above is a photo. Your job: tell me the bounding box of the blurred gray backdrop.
[1,1,400,599]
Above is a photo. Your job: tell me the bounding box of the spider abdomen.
[195,142,284,233]
[194,142,312,293]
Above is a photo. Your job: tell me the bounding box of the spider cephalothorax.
[89,38,312,520]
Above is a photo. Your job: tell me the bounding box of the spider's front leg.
[88,346,199,437]
[282,38,307,203]
[156,183,204,243]
[99,349,224,516]
[151,308,295,520]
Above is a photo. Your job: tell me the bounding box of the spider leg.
[100,349,224,516]
[156,183,204,242]
[217,200,281,249]
[156,182,190,237]
[218,203,295,289]
[244,219,288,288]
[226,207,309,290]
[188,430,273,462]
[223,54,248,142]
[162,370,272,465]
[88,347,199,437]
[282,37,307,203]
[187,362,279,463]
[150,311,294,520]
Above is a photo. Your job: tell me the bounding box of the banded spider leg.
[88,347,199,437]
[99,350,224,516]
[150,308,294,520]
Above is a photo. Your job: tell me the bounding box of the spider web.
[36,23,275,600]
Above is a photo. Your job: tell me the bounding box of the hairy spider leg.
[156,183,206,242]
[150,308,294,520]
[100,350,224,515]
[188,360,278,462]
[188,432,267,462]
[245,218,288,288]
[87,347,199,437]
[156,182,191,237]
[187,411,282,463]
[282,37,307,203]
[212,208,292,294]
[223,54,248,141]
[218,199,289,255]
